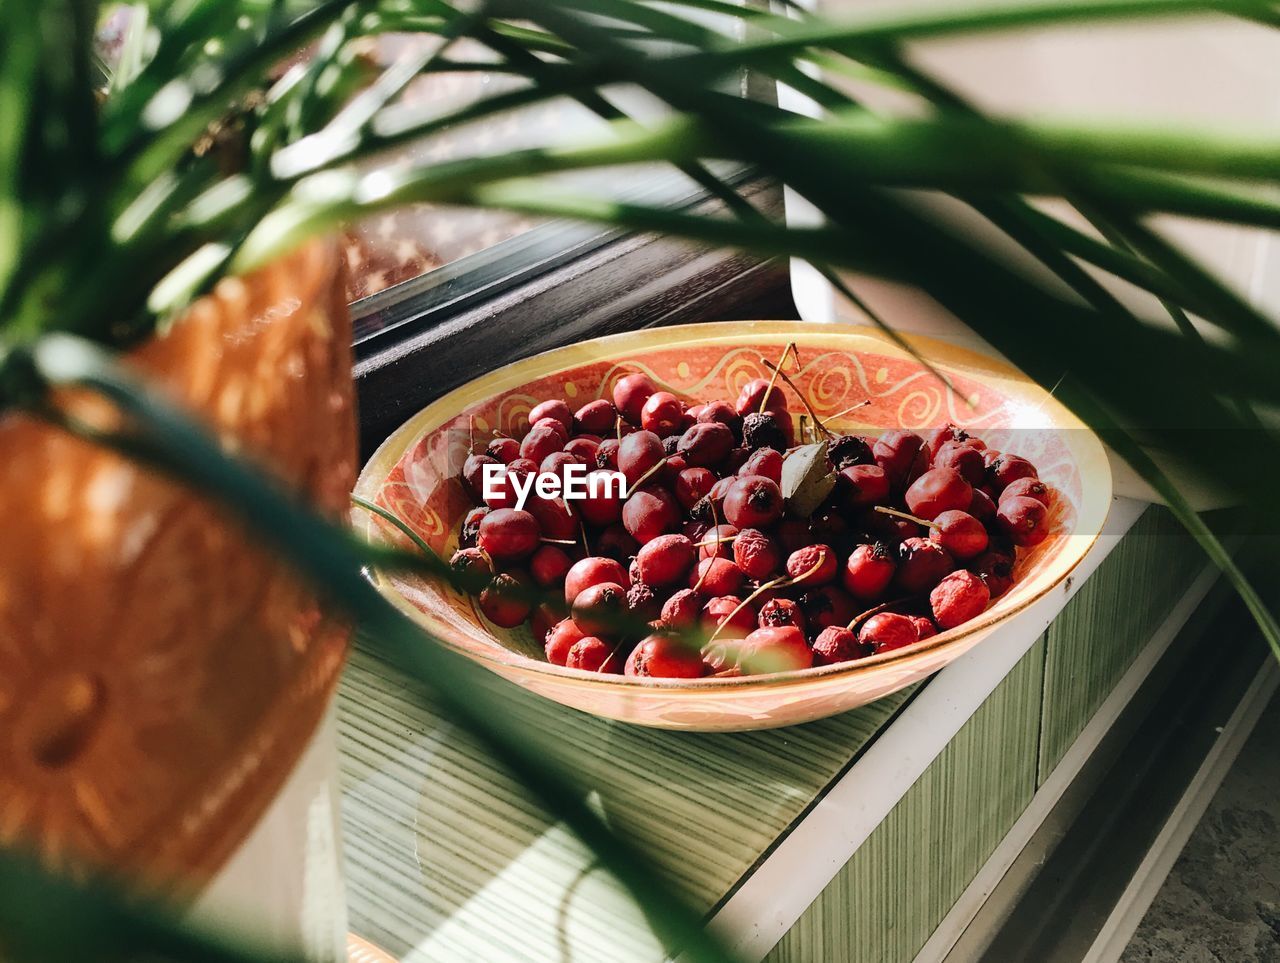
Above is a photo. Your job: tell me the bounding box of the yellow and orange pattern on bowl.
[354,322,1110,731]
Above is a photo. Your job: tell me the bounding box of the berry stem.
[704,556,825,647]
[758,341,798,416]
[827,398,872,422]
[599,638,626,674]
[615,415,623,442]
[468,415,476,454]
[694,534,736,549]
[540,537,578,546]
[844,597,913,632]
[624,457,669,498]
[763,358,834,439]
[873,505,936,529]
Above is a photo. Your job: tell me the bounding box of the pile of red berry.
[449,368,1052,679]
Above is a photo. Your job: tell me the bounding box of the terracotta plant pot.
[0,240,356,892]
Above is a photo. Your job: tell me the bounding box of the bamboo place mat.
[337,646,914,962]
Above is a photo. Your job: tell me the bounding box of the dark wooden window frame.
[353,173,789,456]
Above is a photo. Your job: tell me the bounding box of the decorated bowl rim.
[354,320,1112,692]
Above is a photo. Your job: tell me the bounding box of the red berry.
[733,528,782,580]
[723,475,784,528]
[905,468,973,520]
[595,437,621,470]
[933,441,985,486]
[812,626,865,665]
[857,612,918,652]
[895,537,955,594]
[662,453,689,483]
[698,523,738,560]
[460,506,489,547]
[970,551,1015,598]
[969,487,997,523]
[925,424,970,460]
[675,467,717,510]
[799,585,857,630]
[544,618,585,665]
[533,416,569,441]
[873,430,929,488]
[738,447,783,483]
[571,582,627,637]
[691,556,746,596]
[563,556,630,605]
[930,570,991,629]
[574,399,617,435]
[508,457,538,475]
[695,400,743,437]
[776,518,814,553]
[706,476,735,508]
[480,468,519,510]
[595,525,637,565]
[930,510,988,560]
[463,453,500,500]
[662,588,706,629]
[567,636,621,672]
[758,597,805,632]
[997,495,1049,547]
[617,430,665,488]
[622,486,680,544]
[857,507,920,544]
[725,446,751,474]
[732,626,812,674]
[677,421,734,468]
[477,508,540,561]
[839,464,890,508]
[530,545,574,588]
[910,615,939,641]
[626,634,707,678]
[520,424,564,464]
[613,373,657,425]
[563,436,600,462]
[526,493,575,540]
[543,608,575,650]
[641,391,685,436]
[809,506,850,547]
[635,534,696,587]
[479,571,534,628]
[487,437,520,463]
[529,399,573,432]
[1000,476,1053,508]
[987,454,1038,492]
[449,547,494,589]
[843,542,896,599]
[578,469,625,526]
[735,378,788,418]
[702,595,754,637]
[786,544,838,586]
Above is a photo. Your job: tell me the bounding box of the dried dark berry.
[742,411,789,452]
[626,582,661,624]
[830,434,875,469]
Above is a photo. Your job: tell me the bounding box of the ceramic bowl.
[352,321,1111,731]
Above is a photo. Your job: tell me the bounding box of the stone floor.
[1122,691,1280,963]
